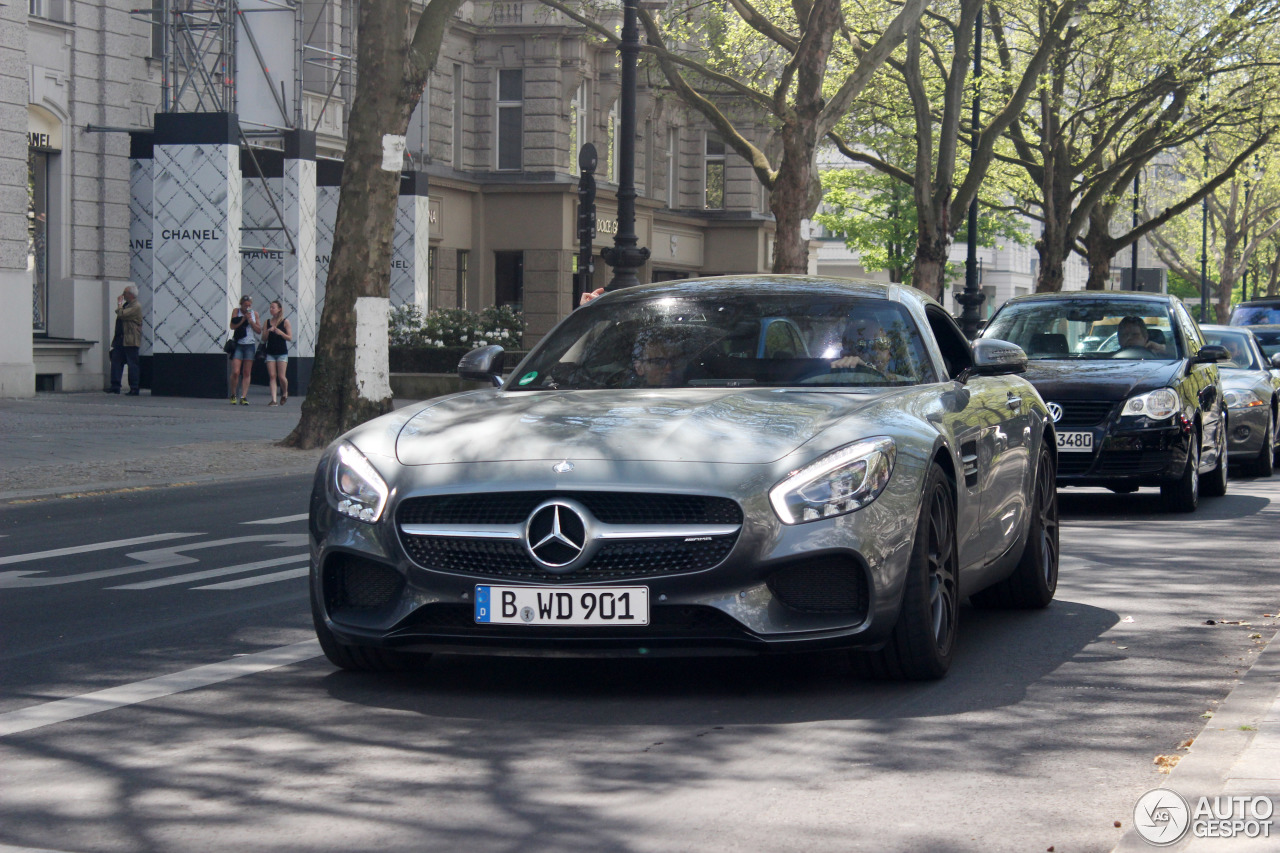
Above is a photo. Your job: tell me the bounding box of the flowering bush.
[389,304,524,349]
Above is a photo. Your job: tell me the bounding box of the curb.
[1113,629,1280,851]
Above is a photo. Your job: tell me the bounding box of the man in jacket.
[108,285,143,395]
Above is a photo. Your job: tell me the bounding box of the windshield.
[509,295,940,390]
[1201,329,1259,369]
[1230,306,1280,326]
[984,299,1181,360]
[1251,329,1280,360]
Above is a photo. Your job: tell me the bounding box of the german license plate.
[475,585,650,626]
[1057,431,1094,452]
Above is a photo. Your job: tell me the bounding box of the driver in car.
[632,328,688,387]
[831,315,911,381]
[1117,316,1168,356]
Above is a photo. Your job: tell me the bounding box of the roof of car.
[593,275,931,305]
[1200,324,1250,333]
[1234,298,1280,307]
[1001,290,1176,305]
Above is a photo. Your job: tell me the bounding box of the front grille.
[1052,401,1115,428]
[401,602,747,638]
[401,534,737,581]
[767,557,869,618]
[324,554,404,613]
[398,492,743,526]
[1056,449,1168,477]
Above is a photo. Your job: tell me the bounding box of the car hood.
[1219,368,1271,393]
[393,387,896,465]
[1020,359,1182,400]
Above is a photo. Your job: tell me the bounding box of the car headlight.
[332,441,389,523]
[770,437,895,525]
[1120,388,1180,420]
[1223,389,1266,409]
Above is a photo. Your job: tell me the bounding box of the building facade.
[2,0,784,398]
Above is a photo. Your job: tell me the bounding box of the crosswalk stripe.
[109,554,310,590]
[242,513,308,525]
[194,566,309,590]
[0,532,201,566]
[0,640,321,738]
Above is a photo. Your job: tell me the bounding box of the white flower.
[460,334,468,342]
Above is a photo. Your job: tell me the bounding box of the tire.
[312,597,428,673]
[970,443,1059,609]
[1244,410,1275,478]
[1161,436,1199,513]
[1202,420,1229,497]
[851,463,959,681]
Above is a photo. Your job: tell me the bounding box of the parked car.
[982,291,1230,512]
[1200,325,1280,476]
[1229,298,1280,326]
[1244,324,1280,369]
[309,276,1059,681]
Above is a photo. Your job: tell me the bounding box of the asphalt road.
[0,476,1278,853]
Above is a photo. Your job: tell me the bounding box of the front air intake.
[767,556,869,618]
[324,554,404,614]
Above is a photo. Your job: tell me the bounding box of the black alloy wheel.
[1161,435,1200,513]
[852,463,959,681]
[1246,410,1275,477]
[971,442,1059,609]
[1203,420,1229,497]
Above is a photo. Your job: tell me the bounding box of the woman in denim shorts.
[228,296,261,404]
[263,299,293,406]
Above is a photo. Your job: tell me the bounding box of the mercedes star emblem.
[1047,402,1064,423]
[525,501,588,570]
[553,460,574,473]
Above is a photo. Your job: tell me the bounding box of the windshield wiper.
[688,378,758,387]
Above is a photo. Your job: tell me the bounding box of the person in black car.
[1117,316,1168,356]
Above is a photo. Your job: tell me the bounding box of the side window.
[1176,304,1203,354]
[925,306,973,380]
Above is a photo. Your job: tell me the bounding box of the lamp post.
[1129,169,1140,290]
[956,7,985,338]
[1200,140,1209,321]
[600,0,657,290]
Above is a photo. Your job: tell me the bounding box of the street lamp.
[601,0,664,290]
[956,7,985,338]
[1200,140,1209,321]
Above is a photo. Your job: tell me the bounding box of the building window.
[456,249,469,309]
[569,83,589,175]
[29,149,49,334]
[150,0,163,59]
[428,247,438,307]
[606,104,618,183]
[495,250,523,310]
[452,64,464,170]
[704,132,725,209]
[640,119,651,196]
[29,0,66,21]
[667,127,678,207]
[496,69,523,171]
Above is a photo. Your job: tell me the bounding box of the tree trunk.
[914,226,950,300]
[285,0,462,449]
[1083,213,1115,291]
[769,125,820,274]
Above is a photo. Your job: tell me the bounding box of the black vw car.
[983,292,1230,512]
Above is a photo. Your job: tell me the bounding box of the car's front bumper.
[1055,420,1192,486]
[1225,405,1270,459]
[308,462,921,658]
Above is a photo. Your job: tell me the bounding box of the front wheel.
[1161,437,1199,513]
[851,463,958,681]
[971,443,1059,609]
[1244,410,1275,478]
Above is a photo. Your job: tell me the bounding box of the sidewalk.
[0,389,325,501]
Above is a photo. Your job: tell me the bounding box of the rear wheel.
[1244,411,1275,477]
[1203,422,1229,497]
[971,443,1059,609]
[852,463,958,681]
[1161,437,1199,513]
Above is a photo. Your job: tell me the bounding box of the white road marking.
[0,532,201,566]
[195,566,309,590]
[0,640,321,738]
[0,844,78,853]
[109,554,310,590]
[0,534,306,589]
[243,513,308,525]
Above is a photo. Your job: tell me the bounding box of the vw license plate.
[1057,431,1094,452]
[475,585,650,626]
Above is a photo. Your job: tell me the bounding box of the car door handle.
[1006,394,1022,410]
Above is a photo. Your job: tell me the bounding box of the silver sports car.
[309,276,1059,680]
[1201,325,1280,476]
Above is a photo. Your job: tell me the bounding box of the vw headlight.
[332,441,389,523]
[770,437,895,525]
[1223,389,1265,410]
[1120,388,1179,420]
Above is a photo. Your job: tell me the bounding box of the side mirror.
[1193,344,1231,364]
[1270,352,1280,370]
[970,338,1028,377]
[458,345,505,387]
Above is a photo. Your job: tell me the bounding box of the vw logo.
[553,460,574,473]
[1047,402,1064,423]
[524,500,589,570]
